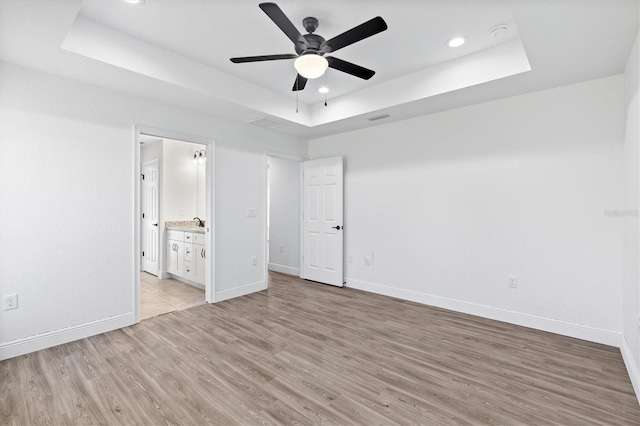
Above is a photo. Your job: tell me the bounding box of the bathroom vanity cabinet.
[167,229,205,287]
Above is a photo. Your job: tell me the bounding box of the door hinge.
[141,173,145,180]
[142,213,145,218]
[142,251,145,257]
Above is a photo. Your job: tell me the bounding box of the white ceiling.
[0,0,638,140]
[77,0,522,101]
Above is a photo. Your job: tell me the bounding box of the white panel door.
[142,160,159,275]
[302,157,344,287]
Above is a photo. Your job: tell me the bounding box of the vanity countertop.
[167,226,205,234]
[165,220,205,234]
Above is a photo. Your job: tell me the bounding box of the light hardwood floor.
[140,272,205,320]
[1,271,639,425]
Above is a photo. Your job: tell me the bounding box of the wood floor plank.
[1,271,639,425]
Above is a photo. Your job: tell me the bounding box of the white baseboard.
[621,336,640,405]
[214,280,266,303]
[345,278,622,347]
[0,313,135,361]
[268,263,300,276]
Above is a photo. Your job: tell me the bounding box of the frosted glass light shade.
[294,54,328,79]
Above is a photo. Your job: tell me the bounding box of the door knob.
[152,223,158,227]
[332,225,342,230]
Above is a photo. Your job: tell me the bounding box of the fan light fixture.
[294,54,328,79]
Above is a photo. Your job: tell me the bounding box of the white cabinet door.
[167,240,176,274]
[167,240,184,275]
[184,260,195,281]
[195,245,206,285]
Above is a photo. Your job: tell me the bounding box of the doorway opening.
[266,153,304,287]
[135,127,215,323]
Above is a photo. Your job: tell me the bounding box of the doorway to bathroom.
[135,127,215,322]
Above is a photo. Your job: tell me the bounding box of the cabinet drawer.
[184,262,195,279]
[167,230,184,241]
[193,233,205,245]
[184,243,195,262]
[184,232,194,243]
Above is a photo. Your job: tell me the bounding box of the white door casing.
[142,160,160,275]
[302,157,344,287]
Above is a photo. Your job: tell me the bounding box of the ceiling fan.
[230,2,388,91]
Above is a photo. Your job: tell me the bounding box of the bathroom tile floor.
[140,272,205,320]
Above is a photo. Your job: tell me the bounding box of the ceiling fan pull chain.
[324,73,328,107]
[296,77,299,113]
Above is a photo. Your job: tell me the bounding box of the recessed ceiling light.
[318,87,330,94]
[123,0,145,5]
[447,36,466,48]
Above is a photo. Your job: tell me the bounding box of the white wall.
[141,139,162,164]
[162,138,205,223]
[622,31,640,401]
[309,75,625,343]
[268,156,301,276]
[0,62,307,359]
[197,159,205,220]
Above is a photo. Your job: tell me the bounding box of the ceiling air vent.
[366,113,390,122]
[246,116,287,129]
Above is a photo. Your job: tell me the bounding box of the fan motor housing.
[296,33,326,55]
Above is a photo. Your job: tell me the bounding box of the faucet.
[193,217,204,227]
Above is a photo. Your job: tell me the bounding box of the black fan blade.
[292,74,308,91]
[327,57,375,80]
[259,3,309,48]
[231,54,297,63]
[321,16,387,53]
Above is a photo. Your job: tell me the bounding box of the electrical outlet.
[246,208,257,218]
[348,254,353,263]
[364,252,374,266]
[280,245,284,253]
[508,275,517,289]
[252,256,257,266]
[4,293,18,310]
